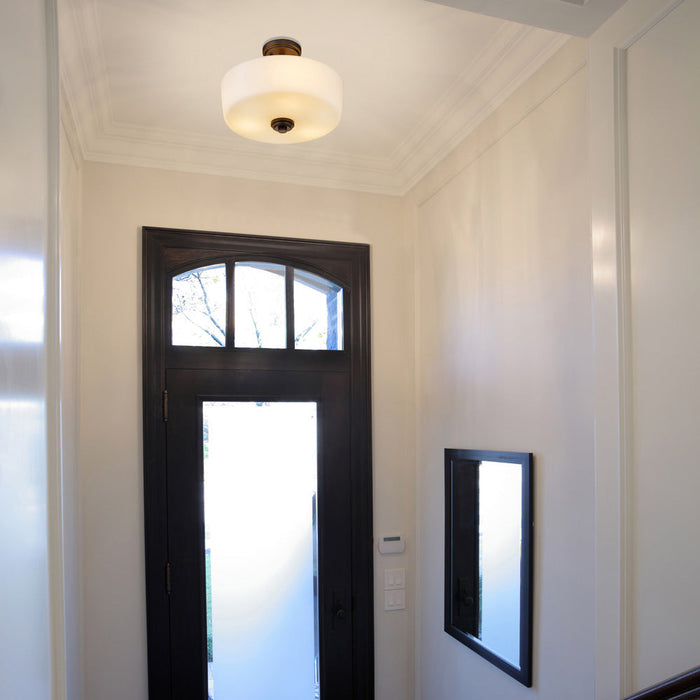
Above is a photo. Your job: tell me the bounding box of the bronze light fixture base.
[262,38,302,57]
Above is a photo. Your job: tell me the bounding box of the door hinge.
[162,389,168,422]
[165,562,171,595]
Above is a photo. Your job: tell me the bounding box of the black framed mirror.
[444,448,533,687]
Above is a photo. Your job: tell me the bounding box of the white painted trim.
[412,37,587,207]
[612,44,634,694]
[46,0,68,698]
[406,192,424,700]
[59,79,84,170]
[616,0,686,48]
[392,30,569,194]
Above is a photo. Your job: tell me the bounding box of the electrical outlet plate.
[384,589,406,611]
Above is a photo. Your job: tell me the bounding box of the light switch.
[384,568,405,590]
[384,589,406,611]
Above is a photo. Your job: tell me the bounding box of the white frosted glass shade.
[221,55,342,144]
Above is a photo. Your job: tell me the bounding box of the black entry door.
[166,368,352,699]
[142,228,373,700]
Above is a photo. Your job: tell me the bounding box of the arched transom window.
[171,261,344,350]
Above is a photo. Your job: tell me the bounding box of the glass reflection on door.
[203,401,320,699]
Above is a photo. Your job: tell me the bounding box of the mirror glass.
[444,449,533,687]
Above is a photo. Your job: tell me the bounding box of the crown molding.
[59,0,112,141]
[59,78,83,169]
[411,37,587,206]
[59,0,568,196]
[82,129,405,195]
[391,27,569,193]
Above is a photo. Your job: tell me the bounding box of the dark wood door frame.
[142,227,373,699]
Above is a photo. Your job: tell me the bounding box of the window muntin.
[172,263,226,347]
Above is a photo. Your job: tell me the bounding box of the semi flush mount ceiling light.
[221,38,343,144]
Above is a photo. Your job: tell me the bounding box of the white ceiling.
[58,0,611,195]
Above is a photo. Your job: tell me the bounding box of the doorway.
[142,228,373,699]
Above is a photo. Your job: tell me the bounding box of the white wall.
[79,164,416,700]
[410,39,595,699]
[0,1,59,698]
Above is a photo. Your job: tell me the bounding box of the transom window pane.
[294,270,344,350]
[234,262,286,348]
[172,264,226,347]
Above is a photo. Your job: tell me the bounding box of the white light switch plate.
[384,568,406,590]
[384,589,406,611]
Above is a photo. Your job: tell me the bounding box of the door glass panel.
[203,401,320,699]
[294,270,344,350]
[172,264,226,346]
[234,262,286,348]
